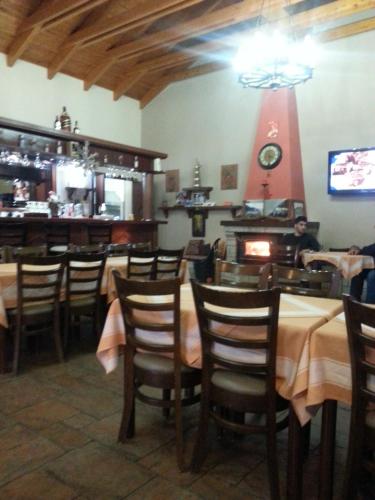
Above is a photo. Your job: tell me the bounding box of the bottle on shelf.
[17,134,26,149]
[44,143,50,153]
[34,153,42,169]
[56,141,63,155]
[73,121,80,134]
[54,115,61,130]
[134,155,139,169]
[60,106,71,132]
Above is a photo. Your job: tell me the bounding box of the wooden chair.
[342,295,375,500]
[0,246,8,263]
[45,223,70,254]
[8,255,66,374]
[64,252,107,349]
[87,223,112,245]
[329,247,350,252]
[0,223,26,247]
[127,249,158,280]
[7,245,47,262]
[271,244,299,267]
[214,259,271,289]
[156,248,184,280]
[107,243,132,256]
[272,264,341,298]
[113,273,201,470]
[190,282,288,499]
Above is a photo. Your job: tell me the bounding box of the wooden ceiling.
[1,0,375,108]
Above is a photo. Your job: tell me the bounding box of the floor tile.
[14,399,79,430]
[46,441,154,499]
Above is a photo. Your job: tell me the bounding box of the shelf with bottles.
[0,116,167,173]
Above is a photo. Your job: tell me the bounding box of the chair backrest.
[343,294,375,421]
[87,224,112,244]
[45,223,70,247]
[66,252,107,303]
[271,244,299,267]
[8,245,47,262]
[214,259,271,290]
[107,243,131,256]
[113,271,180,356]
[191,281,281,393]
[193,238,224,283]
[16,254,66,314]
[156,248,184,279]
[272,264,340,298]
[0,223,26,247]
[127,249,158,280]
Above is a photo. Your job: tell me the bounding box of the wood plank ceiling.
[0,0,374,108]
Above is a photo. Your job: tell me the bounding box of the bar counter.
[0,217,167,247]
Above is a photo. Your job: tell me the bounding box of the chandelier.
[233,23,316,90]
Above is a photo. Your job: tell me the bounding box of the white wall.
[0,54,141,146]
[142,29,375,250]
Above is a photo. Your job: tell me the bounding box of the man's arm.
[359,243,375,257]
[307,234,320,252]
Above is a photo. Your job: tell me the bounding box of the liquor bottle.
[134,155,139,169]
[44,143,50,153]
[60,106,71,131]
[17,134,26,149]
[73,121,80,134]
[54,115,61,130]
[56,141,63,155]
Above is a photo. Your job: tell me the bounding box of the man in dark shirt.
[281,216,320,254]
[349,243,375,303]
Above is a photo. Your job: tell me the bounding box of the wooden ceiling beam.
[140,83,170,109]
[18,0,97,33]
[318,15,375,43]
[113,38,232,99]
[67,0,204,48]
[7,0,108,68]
[85,0,264,89]
[47,0,203,80]
[113,71,148,101]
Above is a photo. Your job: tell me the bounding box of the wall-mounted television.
[328,147,375,195]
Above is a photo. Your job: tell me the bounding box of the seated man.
[281,216,320,254]
[348,243,375,303]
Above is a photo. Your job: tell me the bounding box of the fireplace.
[236,232,283,263]
[221,219,320,263]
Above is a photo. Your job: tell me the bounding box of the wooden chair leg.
[118,348,135,442]
[319,400,337,500]
[287,406,304,500]
[191,376,210,472]
[303,421,311,460]
[52,314,64,363]
[174,374,185,471]
[266,417,280,500]
[12,323,22,375]
[63,307,70,352]
[162,389,171,418]
[342,409,364,500]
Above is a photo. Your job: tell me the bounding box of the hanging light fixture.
[233,1,317,90]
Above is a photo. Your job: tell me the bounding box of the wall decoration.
[221,164,238,190]
[192,209,206,237]
[165,169,179,192]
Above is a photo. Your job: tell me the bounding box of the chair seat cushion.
[70,296,96,308]
[211,370,266,396]
[134,353,196,375]
[8,303,54,316]
[49,245,68,253]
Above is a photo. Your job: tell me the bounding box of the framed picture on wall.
[221,164,238,190]
[165,169,180,192]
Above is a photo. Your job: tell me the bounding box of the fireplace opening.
[237,233,283,263]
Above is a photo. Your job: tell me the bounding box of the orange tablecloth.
[97,283,343,424]
[302,251,374,279]
[0,257,188,327]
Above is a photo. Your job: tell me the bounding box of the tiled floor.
[0,340,357,500]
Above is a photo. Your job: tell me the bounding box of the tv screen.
[328,147,375,195]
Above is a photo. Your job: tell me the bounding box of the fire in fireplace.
[244,240,270,257]
[237,232,283,263]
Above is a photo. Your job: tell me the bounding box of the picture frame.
[221,164,238,190]
[165,169,179,192]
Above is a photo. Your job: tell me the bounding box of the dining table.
[302,251,374,279]
[0,256,187,373]
[97,282,344,499]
